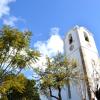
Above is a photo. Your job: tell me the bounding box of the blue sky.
[0,0,99,54]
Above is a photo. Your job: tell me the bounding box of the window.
[84,32,89,42]
[68,34,73,44]
[69,45,74,51]
[68,34,74,51]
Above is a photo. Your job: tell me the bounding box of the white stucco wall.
[64,26,100,100]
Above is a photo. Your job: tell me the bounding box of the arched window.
[84,32,89,42]
[68,34,73,44]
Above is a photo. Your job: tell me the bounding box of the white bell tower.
[64,26,100,100]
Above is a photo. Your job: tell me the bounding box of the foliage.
[0,74,26,94]
[0,25,40,99]
[0,74,40,100]
[36,53,79,100]
[0,25,40,93]
[22,79,40,100]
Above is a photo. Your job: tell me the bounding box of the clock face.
[69,44,74,51]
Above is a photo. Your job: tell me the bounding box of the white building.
[64,26,100,100]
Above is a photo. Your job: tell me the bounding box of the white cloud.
[0,0,20,26]
[34,27,64,57]
[0,0,26,27]
[33,56,47,71]
[3,16,18,26]
[0,0,16,18]
[50,27,60,35]
[33,27,64,70]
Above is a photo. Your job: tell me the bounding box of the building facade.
[64,26,100,100]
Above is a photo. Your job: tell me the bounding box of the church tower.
[64,26,100,100]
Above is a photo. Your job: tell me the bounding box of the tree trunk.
[58,86,62,100]
[49,86,58,100]
[68,83,71,99]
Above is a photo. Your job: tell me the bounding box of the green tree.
[0,25,40,96]
[21,79,40,100]
[0,74,26,94]
[0,74,40,100]
[7,76,40,100]
[0,74,26,100]
[36,53,79,100]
